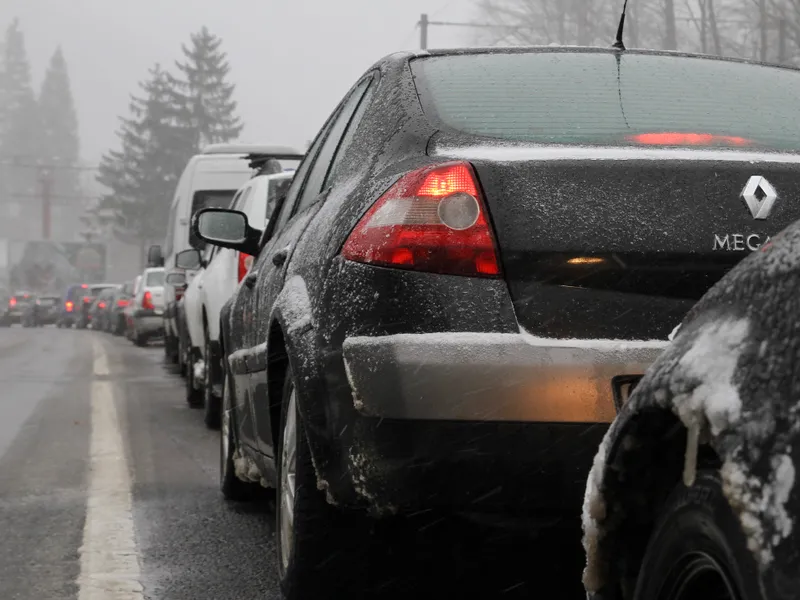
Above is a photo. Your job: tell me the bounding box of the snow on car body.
[195,47,800,598]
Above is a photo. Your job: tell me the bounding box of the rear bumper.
[342,331,668,423]
[334,331,667,514]
[133,312,164,335]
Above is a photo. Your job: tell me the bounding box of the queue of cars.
[19,44,796,599]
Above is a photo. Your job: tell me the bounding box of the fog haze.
[1,0,474,164]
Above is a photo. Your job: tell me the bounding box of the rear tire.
[633,470,762,600]
[276,363,366,600]
[203,333,221,430]
[220,369,259,501]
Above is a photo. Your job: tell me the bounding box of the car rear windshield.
[190,190,237,250]
[12,295,33,305]
[38,297,57,305]
[410,51,800,152]
[146,271,165,287]
[90,286,112,296]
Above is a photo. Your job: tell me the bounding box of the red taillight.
[142,290,154,310]
[175,288,184,301]
[81,284,88,289]
[9,297,16,307]
[237,252,254,282]
[116,299,129,308]
[341,162,500,277]
[98,302,106,309]
[65,301,74,312]
[83,296,91,304]
[626,132,752,147]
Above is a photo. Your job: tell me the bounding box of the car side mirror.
[175,248,203,270]
[192,208,262,255]
[147,244,164,267]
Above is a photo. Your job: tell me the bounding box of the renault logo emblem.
[741,176,778,220]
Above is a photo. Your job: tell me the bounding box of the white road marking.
[77,340,143,599]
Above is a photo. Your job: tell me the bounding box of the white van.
[149,143,303,364]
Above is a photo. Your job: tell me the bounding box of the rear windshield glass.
[190,190,237,250]
[411,52,800,151]
[12,294,33,305]
[90,286,112,296]
[38,297,57,305]
[146,271,165,287]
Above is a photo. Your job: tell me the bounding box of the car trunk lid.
[454,147,800,340]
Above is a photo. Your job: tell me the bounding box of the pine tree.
[39,47,79,167]
[0,19,42,195]
[39,46,81,212]
[170,26,243,150]
[96,64,192,261]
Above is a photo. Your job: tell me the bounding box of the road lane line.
[77,340,143,600]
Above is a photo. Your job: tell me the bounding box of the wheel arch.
[268,275,338,499]
[585,406,723,598]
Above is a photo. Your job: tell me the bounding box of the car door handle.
[272,246,290,267]
[244,271,259,288]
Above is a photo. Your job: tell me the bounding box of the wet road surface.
[0,327,586,599]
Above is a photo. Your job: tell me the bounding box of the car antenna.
[612,0,629,51]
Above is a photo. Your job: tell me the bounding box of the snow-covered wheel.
[185,355,203,408]
[203,333,221,430]
[220,369,258,501]
[276,364,366,600]
[632,471,760,600]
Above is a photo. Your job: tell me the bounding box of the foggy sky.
[1,0,475,166]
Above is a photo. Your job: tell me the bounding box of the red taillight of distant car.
[341,161,501,278]
[237,252,254,282]
[83,296,91,304]
[142,291,155,310]
[98,302,106,309]
[117,299,129,308]
[65,301,74,312]
[9,297,17,307]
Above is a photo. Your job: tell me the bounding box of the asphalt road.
[0,326,587,600]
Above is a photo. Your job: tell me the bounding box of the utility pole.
[38,168,54,240]
[420,13,429,50]
[778,18,788,64]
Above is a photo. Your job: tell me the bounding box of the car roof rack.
[201,143,304,159]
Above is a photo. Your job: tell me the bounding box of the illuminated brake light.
[626,132,752,146]
[116,299,129,308]
[238,252,254,282]
[341,162,500,277]
[9,297,16,307]
[83,296,91,304]
[98,302,106,309]
[81,284,88,289]
[65,301,74,312]
[142,291,154,310]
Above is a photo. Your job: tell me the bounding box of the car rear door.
[248,74,376,457]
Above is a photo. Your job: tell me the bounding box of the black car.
[22,294,60,327]
[0,291,34,326]
[195,47,800,598]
